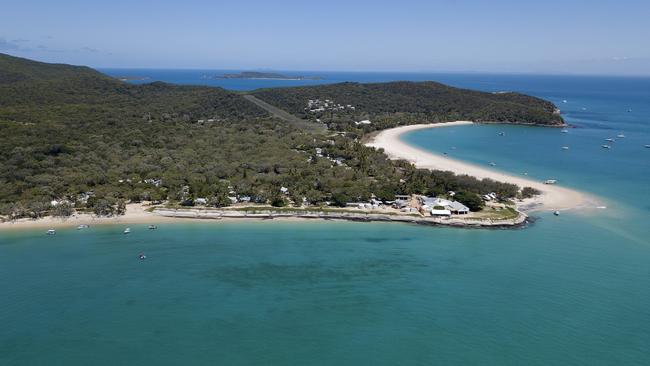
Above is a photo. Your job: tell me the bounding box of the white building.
[423,197,470,215]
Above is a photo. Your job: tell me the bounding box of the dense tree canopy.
[252,81,564,133]
[0,53,544,218]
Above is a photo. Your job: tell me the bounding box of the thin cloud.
[0,37,27,51]
[80,46,99,53]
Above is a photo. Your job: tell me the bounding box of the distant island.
[204,71,322,80]
[115,76,150,82]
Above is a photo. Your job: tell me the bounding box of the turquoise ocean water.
[2,73,650,365]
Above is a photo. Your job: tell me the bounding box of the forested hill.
[1,53,538,218]
[252,81,564,131]
[0,53,267,124]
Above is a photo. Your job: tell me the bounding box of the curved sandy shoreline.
[366,122,599,212]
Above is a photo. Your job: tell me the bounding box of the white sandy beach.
[366,122,599,212]
[0,203,181,231]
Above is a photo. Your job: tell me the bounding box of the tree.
[454,191,484,212]
[116,199,127,216]
[52,202,74,217]
[521,186,541,199]
[93,199,114,216]
[270,195,287,207]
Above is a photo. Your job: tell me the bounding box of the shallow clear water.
[2,74,650,365]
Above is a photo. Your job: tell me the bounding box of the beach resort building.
[421,197,470,215]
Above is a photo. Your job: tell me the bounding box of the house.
[448,201,470,215]
[431,208,452,216]
[393,199,409,209]
[354,120,372,125]
[482,192,498,201]
[422,197,470,215]
[280,186,289,194]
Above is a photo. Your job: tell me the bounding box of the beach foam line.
[365,122,600,212]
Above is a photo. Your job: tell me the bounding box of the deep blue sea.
[2,72,650,365]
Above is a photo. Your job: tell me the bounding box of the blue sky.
[1,0,649,74]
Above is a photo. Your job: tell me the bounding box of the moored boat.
[123,227,131,234]
[602,144,611,149]
[76,224,89,230]
[544,179,557,184]
[561,146,569,150]
[148,225,157,230]
[46,229,56,235]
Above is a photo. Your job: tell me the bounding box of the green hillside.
[0,53,544,218]
[252,81,564,131]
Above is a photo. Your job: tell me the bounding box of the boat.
[489,162,496,166]
[602,145,612,149]
[561,146,569,150]
[46,229,56,235]
[123,228,131,234]
[645,145,650,148]
[76,224,89,230]
[544,179,557,185]
[138,252,147,260]
[561,129,569,133]
[148,225,157,230]
[562,99,568,103]
[554,211,560,216]
[498,132,505,136]
[617,134,625,138]
[605,138,614,142]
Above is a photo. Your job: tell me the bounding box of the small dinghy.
[138,252,147,260]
